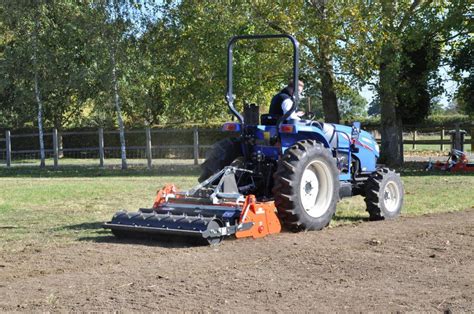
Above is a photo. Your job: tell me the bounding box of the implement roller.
[103,167,281,245]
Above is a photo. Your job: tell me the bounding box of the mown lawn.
[0,164,472,252]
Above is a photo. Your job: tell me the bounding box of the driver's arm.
[282,99,304,119]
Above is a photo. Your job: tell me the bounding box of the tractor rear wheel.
[364,168,404,220]
[199,138,242,182]
[273,140,339,231]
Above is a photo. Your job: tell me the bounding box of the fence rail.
[1,124,473,168]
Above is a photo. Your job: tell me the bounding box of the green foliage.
[336,83,368,120]
[450,37,473,116]
[397,32,442,124]
[0,2,103,129]
[0,0,471,133]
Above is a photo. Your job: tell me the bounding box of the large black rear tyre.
[273,140,339,231]
[198,138,242,182]
[364,168,404,220]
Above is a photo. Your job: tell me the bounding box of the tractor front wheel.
[364,168,404,220]
[273,140,339,231]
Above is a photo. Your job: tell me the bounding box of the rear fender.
[280,125,330,154]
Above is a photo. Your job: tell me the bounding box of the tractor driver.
[269,79,305,120]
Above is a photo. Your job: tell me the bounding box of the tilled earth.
[1,210,473,312]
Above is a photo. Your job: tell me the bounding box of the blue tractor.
[199,34,404,230]
[104,34,403,244]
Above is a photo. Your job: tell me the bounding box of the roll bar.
[226,34,300,128]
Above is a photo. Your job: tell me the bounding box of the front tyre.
[364,168,404,220]
[273,140,339,231]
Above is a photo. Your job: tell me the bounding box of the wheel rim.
[299,160,334,218]
[383,181,401,213]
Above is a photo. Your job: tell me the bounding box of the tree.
[252,0,342,123]
[0,2,50,167]
[32,6,46,167]
[91,1,153,169]
[450,37,473,117]
[337,86,368,121]
[140,1,290,123]
[343,0,470,166]
[397,28,442,124]
[0,2,105,163]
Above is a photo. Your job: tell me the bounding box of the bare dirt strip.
[1,209,473,312]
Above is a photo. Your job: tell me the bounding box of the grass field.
[0,163,473,253]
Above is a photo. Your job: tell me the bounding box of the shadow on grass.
[62,220,207,248]
[71,215,376,247]
[60,222,104,230]
[78,233,208,248]
[0,164,200,178]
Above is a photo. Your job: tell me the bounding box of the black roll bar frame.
[226,34,300,129]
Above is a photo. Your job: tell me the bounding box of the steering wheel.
[301,111,323,129]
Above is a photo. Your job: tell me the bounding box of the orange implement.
[236,195,281,239]
[152,184,178,208]
[451,153,474,173]
[432,151,474,173]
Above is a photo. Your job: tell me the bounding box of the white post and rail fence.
[0,124,472,168]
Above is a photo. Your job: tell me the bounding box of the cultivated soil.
[1,210,473,312]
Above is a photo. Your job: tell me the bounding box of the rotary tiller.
[103,167,281,245]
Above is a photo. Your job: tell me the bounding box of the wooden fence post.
[440,128,444,151]
[454,123,461,151]
[471,127,474,152]
[412,131,417,150]
[98,128,105,168]
[193,127,199,165]
[146,127,152,170]
[6,130,11,167]
[52,128,59,168]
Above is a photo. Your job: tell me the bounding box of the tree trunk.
[379,42,403,167]
[110,47,127,170]
[318,41,340,123]
[313,0,340,123]
[58,131,64,158]
[34,74,46,168]
[32,15,45,168]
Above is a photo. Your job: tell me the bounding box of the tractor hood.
[332,123,380,158]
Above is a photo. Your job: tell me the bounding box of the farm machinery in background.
[426,129,474,173]
[104,34,404,245]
